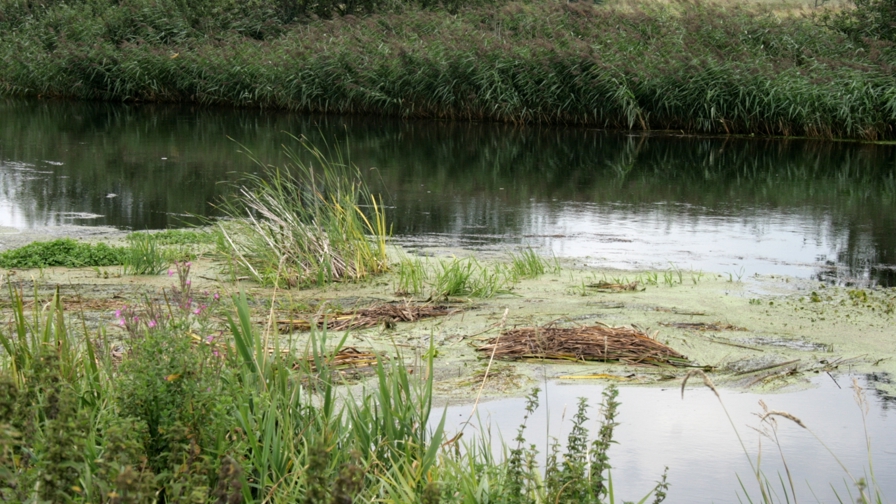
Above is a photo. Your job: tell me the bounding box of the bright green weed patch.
[0,238,127,269]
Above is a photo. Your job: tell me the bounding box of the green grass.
[509,250,545,279]
[395,256,429,296]
[1,0,894,139]
[215,138,390,288]
[394,251,558,299]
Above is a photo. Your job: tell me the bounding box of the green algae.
[2,246,894,402]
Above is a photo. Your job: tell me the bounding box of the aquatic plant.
[127,229,218,246]
[0,269,670,503]
[122,232,169,275]
[0,234,203,274]
[216,139,389,288]
[0,238,127,269]
[508,249,559,280]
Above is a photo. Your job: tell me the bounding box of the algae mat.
[1,252,894,403]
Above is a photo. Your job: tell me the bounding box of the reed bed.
[1,0,894,139]
[278,301,460,331]
[477,324,690,366]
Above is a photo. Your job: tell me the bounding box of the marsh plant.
[3,0,896,139]
[395,251,556,299]
[216,139,389,288]
[398,256,512,298]
[0,234,200,276]
[509,249,559,280]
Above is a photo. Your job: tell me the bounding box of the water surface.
[441,376,896,503]
[1,99,895,285]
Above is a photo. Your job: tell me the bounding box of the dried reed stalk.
[476,324,689,367]
[278,301,459,332]
[293,346,382,372]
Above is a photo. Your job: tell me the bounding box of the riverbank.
[2,0,895,139]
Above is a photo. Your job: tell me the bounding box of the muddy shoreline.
[2,226,894,403]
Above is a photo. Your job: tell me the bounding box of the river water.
[2,99,896,286]
[442,376,896,503]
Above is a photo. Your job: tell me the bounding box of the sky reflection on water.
[439,376,896,503]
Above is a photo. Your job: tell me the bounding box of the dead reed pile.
[477,324,689,366]
[278,301,459,332]
[295,346,382,371]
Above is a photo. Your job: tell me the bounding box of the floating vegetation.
[477,324,690,367]
[278,301,460,332]
[662,321,746,331]
[587,280,643,292]
[293,346,382,372]
[736,337,831,352]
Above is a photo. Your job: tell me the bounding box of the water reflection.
[1,99,895,285]
[439,377,895,503]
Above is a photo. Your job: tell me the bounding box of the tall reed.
[216,138,389,288]
[1,0,894,139]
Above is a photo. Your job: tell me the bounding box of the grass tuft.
[215,138,390,288]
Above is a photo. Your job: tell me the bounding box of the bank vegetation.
[1,0,895,139]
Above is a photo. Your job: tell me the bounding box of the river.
[2,99,895,286]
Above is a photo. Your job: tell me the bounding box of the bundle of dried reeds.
[587,281,642,292]
[477,324,689,367]
[278,301,459,332]
[294,346,382,372]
